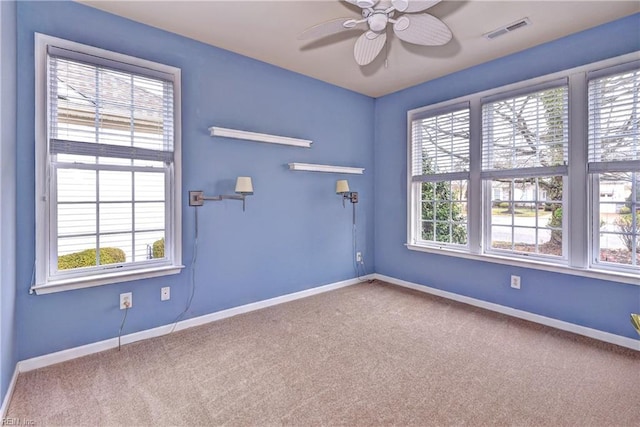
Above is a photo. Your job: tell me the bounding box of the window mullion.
[406,51,638,280]
[468,97,482,254]
[47,58,59,279]
[131,171,136,263]
[94,67,101,267]
[568,72,589,268]
[130,75,136,264]
[589,174,601,266]
[95,169,101,266]
[49,163,59,278]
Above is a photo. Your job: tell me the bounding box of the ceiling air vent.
[484,18,531,40]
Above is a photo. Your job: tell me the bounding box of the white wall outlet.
[356,252,363,263]
[161,286,170,301]
[120,292,132,309]
[510,275,521,289]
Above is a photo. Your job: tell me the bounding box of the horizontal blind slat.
[482,85,568,172]
[481,77,567,105]
[588,160,640,173]
[412,171,470,182]
[480,165,568,179]
[51,139,174,163]
[411,107,470,177]
[50,55,174,156]
[48,45,175,82]
[587,67,639,166]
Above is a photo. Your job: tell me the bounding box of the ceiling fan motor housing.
[299,0,451,66]
[368,12,389,32]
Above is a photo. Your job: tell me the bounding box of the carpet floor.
[6,280,640,426]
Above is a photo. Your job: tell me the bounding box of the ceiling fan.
[298,0,453,66]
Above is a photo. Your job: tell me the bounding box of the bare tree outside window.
[413,108,469,246]
[589,69,639,267]
[407,55,639,277]
[483,86,567,257]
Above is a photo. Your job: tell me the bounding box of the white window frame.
[408,103,470,250]
[587,63,640,274]
[33,33,183,294]
[407,51,639,286]
[480,81,569,264]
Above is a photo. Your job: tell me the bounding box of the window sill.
[406,244,639,286]
[31,265,185,295]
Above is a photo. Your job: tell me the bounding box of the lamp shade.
[336,179,350,194]
[235,176,253,194]
[632,313,640,335]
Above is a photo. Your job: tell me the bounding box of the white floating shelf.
[288,163,364,174]
[209,126,312,148]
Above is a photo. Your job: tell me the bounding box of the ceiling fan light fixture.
[299,0,450,67]
[368,13,388,32]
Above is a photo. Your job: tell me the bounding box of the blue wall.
[374,14,640,339]
[15,1,375,360]
[0,0,18,406]
[9,2,639,366]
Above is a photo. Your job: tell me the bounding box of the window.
[482,83,568,261]
[34,34,182,294]
[588,66,640,272]
[407,52,639,283]
[409,104,469,248]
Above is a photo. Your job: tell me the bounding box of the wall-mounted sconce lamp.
[337,179,367,279]
[336,180,358,208]
[631,313,640,336]
[189,176,254,211]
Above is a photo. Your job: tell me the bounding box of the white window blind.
[405,51,640,283]
[588,63,640,174]
[481,82,568,260]
[34,34,182,294]
[411,103,470,182]
[588,61,640,272]
[410,104,470,247]
[481,82,568,179]
[49,52,174,162]
[46,48,175,279]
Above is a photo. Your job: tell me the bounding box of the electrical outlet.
[120,292,132,309]
[161,286,170,301]
[356,252,363,263]
[510,275,521,289]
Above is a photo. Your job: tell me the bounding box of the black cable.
[351,201,373,284]
[170,207,199,333]
[28,260,36,294]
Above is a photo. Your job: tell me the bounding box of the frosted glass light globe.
[368,13,388,32]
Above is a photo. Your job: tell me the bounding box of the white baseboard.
[171,275,374,333]
[17,271,635,375]
[374,273,640,351]
[18,275,372,373]
[0,364,19,420]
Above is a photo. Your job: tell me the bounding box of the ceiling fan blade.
[343,0,379,9]
[354,31,387,66]
[393,13,452,46]
[392,0,441,13]
[298,18,362,41]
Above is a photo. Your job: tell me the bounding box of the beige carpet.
[7,280,640,426]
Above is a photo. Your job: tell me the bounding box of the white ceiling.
[79,0,639,97]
